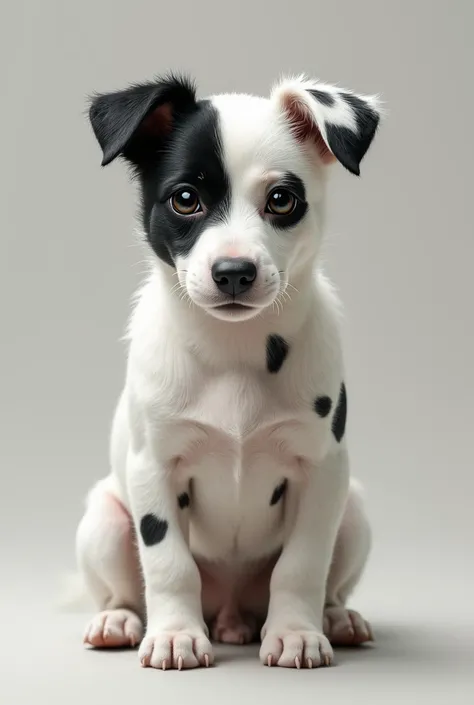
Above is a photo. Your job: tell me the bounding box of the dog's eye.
[265,189,297,216]
[171,189,202,216]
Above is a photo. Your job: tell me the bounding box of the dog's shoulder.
[126,270,188,358]
[290,269,344,365]
[276,270,344,403]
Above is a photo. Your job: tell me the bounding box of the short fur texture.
[76,73,380,670]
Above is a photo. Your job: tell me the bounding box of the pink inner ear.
[282,94,336,165]
[140,102,174,139]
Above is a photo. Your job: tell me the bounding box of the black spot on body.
[332,383,347,443]
[314,395,332,418]
[325,93,379,176]
[266,334,289,373]
[308,89,336,107]
[140,513,168,546]
[178,492,190,509]
[270,479,288,506]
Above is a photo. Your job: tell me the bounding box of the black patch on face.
[325,93,379,176]
[314,395,332,418]
[266,334,289,373]
[281,172,306,201]
[268,172,308,230]
[141,101,231,266]
[270,479,288,506]
[178,492,190,509]
[140,513,168,546]
[332,383,347,443]
[308,89,335,107]
[88,76,230,268]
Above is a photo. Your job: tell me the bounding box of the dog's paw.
[83,609,143,648]
[324,607,373,646]
[138,629,214,670]
[260,629,333,668]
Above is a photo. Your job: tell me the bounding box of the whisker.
[170,282,184,296]
[131,259,153,269]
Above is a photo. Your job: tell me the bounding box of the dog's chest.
[158,368,325,562]
[170,367,320,461]
[192,370,271,435]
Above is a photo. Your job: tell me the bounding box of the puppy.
[77,73,380,671]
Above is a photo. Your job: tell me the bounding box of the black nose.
[211,258,257,296]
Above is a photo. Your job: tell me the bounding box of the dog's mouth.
[207,300,261,321]
[214,303,254,312]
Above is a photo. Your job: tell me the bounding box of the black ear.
[88,74,197,167]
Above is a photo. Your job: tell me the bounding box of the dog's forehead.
[209,93,302,179]
[210,93,273,141]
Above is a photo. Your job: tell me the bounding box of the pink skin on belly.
[198,555,278,644]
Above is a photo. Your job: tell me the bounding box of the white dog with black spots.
[76,73,381,670]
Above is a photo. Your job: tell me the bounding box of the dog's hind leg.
[76,478,144,648]
[324,479,374,646]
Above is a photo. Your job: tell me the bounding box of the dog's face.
[90,75,380,321]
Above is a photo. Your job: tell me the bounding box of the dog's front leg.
[260,447,350,669]
[127,445,213,670]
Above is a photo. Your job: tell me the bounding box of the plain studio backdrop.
[1,1,473,703]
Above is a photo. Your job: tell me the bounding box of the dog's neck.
[150,261,319,370]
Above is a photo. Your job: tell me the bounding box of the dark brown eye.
[265,189,297,216]
[171,189,201,215]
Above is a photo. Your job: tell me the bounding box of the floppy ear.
[272,76,381,176]
[88,74,197,167]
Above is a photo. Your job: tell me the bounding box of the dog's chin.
[205,302,263,322]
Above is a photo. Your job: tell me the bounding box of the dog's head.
[89,74,380,321]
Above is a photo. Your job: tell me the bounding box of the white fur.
[76,76,377,671]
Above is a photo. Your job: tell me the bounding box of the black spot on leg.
[140,513,168,546]
[266,334,289,373]
[178,492,190,509]
[332,383,347,443]
[314,395,332,418]
[270,479,288,506]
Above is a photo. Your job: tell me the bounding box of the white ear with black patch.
[272,76,381,175]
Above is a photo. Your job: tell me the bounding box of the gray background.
[1,0,473,702]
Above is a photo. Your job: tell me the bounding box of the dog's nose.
[211,258,257,296]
